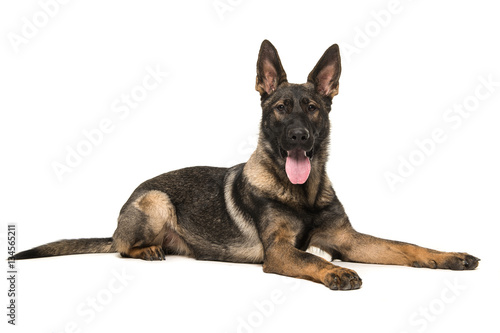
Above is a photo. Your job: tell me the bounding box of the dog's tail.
[12,237,115,260]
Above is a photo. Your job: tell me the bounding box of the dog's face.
[255,40,341,184]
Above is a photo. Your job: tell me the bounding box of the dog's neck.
[243,141,334,209]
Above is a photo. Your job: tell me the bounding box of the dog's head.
[255,40,341,185]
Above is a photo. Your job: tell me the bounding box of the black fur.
[13,40,479,291]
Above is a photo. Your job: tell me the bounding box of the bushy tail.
[13,237,116,260]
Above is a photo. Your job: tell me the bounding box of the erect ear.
[307,44,341,98]
[256,40,288,97]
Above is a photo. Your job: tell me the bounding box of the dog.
[13,40,479,290]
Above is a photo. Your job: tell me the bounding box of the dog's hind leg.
[112,190,191,261]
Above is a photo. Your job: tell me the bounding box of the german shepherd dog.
[14,40,480,290]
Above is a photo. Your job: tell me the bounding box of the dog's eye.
[276,104,286,112]
[307,104,317,112]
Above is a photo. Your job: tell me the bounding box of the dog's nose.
[287,127,310,143]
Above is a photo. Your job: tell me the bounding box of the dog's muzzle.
[280,125,314,185]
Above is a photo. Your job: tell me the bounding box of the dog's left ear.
[256,40,288,97]
[307,44,341,98]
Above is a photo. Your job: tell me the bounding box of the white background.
[1,0,500,332]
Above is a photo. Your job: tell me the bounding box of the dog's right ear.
[256,40,288,97]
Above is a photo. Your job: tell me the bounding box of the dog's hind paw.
[127,245,166,261]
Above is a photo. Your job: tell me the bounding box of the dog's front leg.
[311,216,480,270]
[260,214,362,290]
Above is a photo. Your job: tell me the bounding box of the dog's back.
[13,40,479,291]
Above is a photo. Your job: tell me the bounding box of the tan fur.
[224,168,264,262]
[310,220,470,269]
[107,237,129,257]
[13,41,478,284]
[120,190,191,257]
[133,190,175,234]
[272,99,287,121]
[261,215,360,289]
[243,138,333,209]
[244,145,303,207]
[255,76,266,95]
[127,245,164,260]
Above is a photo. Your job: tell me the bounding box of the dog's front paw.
[441,253,480,270]
[324,267,362,290]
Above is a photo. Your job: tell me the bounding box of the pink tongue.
[285,149,311,184]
